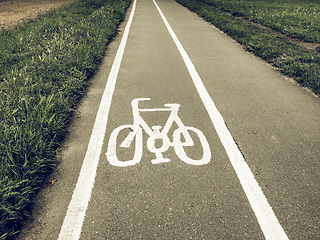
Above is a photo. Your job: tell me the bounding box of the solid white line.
[152,0,289,239]
[57,1,137,239]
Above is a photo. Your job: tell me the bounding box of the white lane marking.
[152,0,289,239]
[57,1,137,239]
[106,98,211,166]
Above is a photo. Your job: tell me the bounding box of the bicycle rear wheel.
[106,125,142,167]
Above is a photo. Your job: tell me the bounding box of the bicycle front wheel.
[106,125,142,167]
[173,126,211,165]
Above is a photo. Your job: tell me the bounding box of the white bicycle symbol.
[106,98,211,167]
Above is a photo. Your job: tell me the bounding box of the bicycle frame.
[106,98,211,166]
[120,98,193,148]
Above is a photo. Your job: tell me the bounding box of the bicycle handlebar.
[131,98,180,112]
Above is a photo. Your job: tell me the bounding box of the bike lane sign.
[106,98,211,167]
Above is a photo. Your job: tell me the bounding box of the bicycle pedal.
[151,158,171,164]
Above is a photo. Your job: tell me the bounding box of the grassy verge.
[198,0,320,43]
[176,0,320,96]
[0,0,131,239]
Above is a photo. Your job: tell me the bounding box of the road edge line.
[152,0,289,239]
[57,1,137,239]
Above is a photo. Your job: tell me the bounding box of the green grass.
[0,0,132,239]
[176,0,320,96]
[197,0,320,43]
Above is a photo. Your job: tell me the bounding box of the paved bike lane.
[19,0,320,239]
[77,0,265,239]
[65,0,288,238]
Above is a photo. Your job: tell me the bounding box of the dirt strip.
[0,0,75,30]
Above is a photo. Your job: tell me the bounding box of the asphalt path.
[19,0,320,239]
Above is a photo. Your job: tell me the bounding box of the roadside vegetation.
[0,0,131,239]
[176,0,320,96]
[199,0,320,43]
